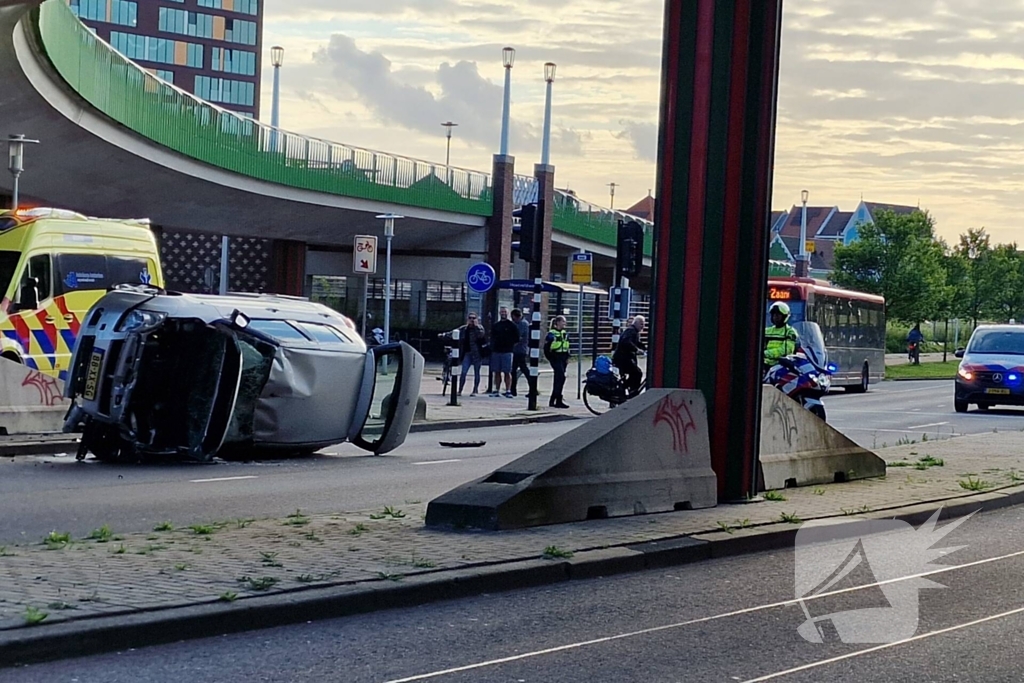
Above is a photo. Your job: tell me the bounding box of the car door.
[348,341,424,454]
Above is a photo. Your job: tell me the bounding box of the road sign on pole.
[353,235,378,274]
[467,262,496,294]
[571,252,593,285]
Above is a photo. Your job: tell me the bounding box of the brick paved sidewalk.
[2,430,1022,634]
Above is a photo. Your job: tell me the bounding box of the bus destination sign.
[768,286,796,301]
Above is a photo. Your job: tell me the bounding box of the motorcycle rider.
[764,302,800,376]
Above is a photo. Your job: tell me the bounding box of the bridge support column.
[651,0,784,500]
[271,239,307,297]
[483,153,516,338]
[533,163,554,281]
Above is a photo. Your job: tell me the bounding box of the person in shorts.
[489,307,520,397]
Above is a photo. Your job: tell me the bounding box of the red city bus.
[766,278,886,392]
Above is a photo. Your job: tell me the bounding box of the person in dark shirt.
[489,307,520,397]
[458,313,487,396]
[510,309,530,397]
[613,315,647,396]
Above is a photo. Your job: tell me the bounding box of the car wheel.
[954,399,968,413]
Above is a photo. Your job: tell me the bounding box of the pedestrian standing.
[489,307,520,397]
[458,313,487,396]
[510,308,530,397]
[544,315,571,408]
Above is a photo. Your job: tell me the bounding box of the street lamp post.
[7,134,40,211]
[540,63,556,166]
[441,121,458,166]
[607,182,618,210]
[499,47,515,156]
[797,189,809,277]
[376,214,404,351]
[270,46,284,153]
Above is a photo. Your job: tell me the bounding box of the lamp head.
[544,62,556,83]
[502,46,515,69]
[271,45,284,67]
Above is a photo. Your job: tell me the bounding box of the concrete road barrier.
[759,387,885,490]
[0,359,69,434]
[426,389,718,530]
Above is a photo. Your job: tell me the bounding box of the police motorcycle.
[763,321,835,422]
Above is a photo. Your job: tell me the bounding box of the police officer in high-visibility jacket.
[544,315,571,408]
[764,302,800,376]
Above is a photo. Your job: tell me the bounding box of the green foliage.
[832,210,948,323]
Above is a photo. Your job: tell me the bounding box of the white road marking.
[381,545,1024,683]
[740,605,1024,682]
[837,428,937,434]
[412,459,462,466]
[189,475,258,483]
[908,422,950,430]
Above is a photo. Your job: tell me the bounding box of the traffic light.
[512,203,538,263]
[616,219,644,279]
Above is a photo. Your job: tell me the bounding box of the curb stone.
[5,484,1024,668]
[409,413,584,433]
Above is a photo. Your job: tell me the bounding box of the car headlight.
[957,366,973,381]
[117,309,166,333]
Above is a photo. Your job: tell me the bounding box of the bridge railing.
[36,0,492,216]
[552,192,654,256]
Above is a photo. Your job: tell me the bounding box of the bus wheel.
[847,364,869,394]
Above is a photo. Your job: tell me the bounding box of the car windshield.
[968,329,1024,355]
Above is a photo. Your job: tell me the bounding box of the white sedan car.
[63,285,422,462]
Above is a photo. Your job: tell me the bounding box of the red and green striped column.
[651,0,783,500]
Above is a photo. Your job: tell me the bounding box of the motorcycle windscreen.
[791,321,829,370]
[348,342,424,454]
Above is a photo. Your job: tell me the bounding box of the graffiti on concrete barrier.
[769,391,800,447]
[653,394,697,455]
[22,370,65,406]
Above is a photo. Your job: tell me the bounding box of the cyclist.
[613,315,647,396]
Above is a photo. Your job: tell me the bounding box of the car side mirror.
[954,348,965,359]
[16,278,39,312]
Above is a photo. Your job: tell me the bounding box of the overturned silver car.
[63,285,423,462]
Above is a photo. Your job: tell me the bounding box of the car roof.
[973,325,1024,332]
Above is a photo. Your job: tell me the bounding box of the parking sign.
[353,235,377,274]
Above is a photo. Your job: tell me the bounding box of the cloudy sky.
[262,0,1024,244]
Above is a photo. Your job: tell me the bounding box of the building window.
[154,69,175,83]
[158,8,215,38]
[210,47,256,76]
[224,18,257,45]
[194,75,255,107]
[110,32,203,68]
[69,0,137,26]
[197,0,258,15]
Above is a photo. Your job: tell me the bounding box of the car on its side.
[63,285,423,462]
[954,324,1024,413]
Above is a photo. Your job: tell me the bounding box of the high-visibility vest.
[550,329,570,354]
[764,325,798,364]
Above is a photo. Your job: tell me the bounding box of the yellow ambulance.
[0,208,163,379]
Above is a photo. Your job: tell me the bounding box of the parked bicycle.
[437,331,456,395]
[582,356,646,416]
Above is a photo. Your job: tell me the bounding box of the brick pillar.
[271,239,306,297]
[487,154,515,280]
[651,0,783,500]
[533,163,555,281]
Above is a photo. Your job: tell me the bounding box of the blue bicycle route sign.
[466,262,496,294]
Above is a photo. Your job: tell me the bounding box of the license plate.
[83,350,103,401]
[985,388,1011,395]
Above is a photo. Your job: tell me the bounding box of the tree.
[832,210,947,323]
[984,243,1024,323]
[950,228,995,327]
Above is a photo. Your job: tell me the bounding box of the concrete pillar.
[533,163,555,281]
[271,239,307,297]
[651,0,784,501]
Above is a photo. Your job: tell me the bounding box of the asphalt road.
[0,422,581,545]
[2,380,1022,546]
[824,379,1024,449]
[8,493,1024,681]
